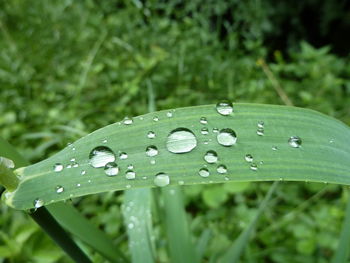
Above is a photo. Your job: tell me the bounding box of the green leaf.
[4,103,350,210]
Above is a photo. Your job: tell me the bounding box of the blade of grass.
[5,103,350,210]
[219,181,279,263]
[331,189,350,263]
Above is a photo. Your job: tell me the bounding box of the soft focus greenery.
[0,0,349,262]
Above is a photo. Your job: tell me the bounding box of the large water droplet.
[146,145,158,157]
[204,150,218,163]
[216,101,233,116]
[53,163,64,172]
[217,128,237,146]
[166,128,197,153]
[89,146,115,168]
[245,154,253,162]
[288,136,302,148]
[34,199,44,208]
[104,162,119,176]
[199,168,210,178]
[154,173,170,187]
[217,164,227,174]
[56,185,64,194]
[125,170,136,180]
[147,131,156,139]
[200,117,208,124]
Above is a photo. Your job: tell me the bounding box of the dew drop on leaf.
[81,170,86,175]
[217,128,237,146]
[198,167,210,178]
[257,121,264,128]
[166,111,173,118]
[245,154,253,162]
[123,117,133,125]
[256,128,264,136]
[153,116,159,122]
[119,152,128,160]
[125,170,136,180]
[250,163,258,171]
[127,164,134,170]
[104,162,119,176]
[272,146,278,151]
[288,136,302,148]
[33,199,44,209]
[147,131,156,139]
[146,145,158,157]
[53,163,63,172]
[166,128,197,153]
[201,127,209,135]
[56,186,64,194]
[217,164,227,174]
[200,117,208,124]
[216,101,233,115]
[89,146,115,168]
[154,173,170,187]
[204,150,218,163]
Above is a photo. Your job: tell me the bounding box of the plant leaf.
[4,103,350,210]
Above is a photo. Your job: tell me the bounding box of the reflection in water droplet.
[34,199,44,209]
[257,121,264,128]
[201,127,209,135]
[123,117,133,125]
[154,173,170,187]
[216,101,233,116]
[217,128,237,146]
[200,117,208,124]
[256,128,264,136]
[146,145,158,157]
[199,168,210,178]
[89,146,115,168]
[217,164,227,174]
[119,152,128,160]
[147,131,156,139]
[245,154,253,162]
[272,146,278,151]
[104,162,119,176]
[126,170,136,180]
[250,163,258,171]
[166,128,197,153]
[56,186,64,193]
[54,163,64,172]
[204,150,218,163]
[288,136,302,148]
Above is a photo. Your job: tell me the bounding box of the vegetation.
[0,1,349,262]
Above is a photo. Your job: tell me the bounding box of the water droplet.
[213,128,219,133]
[0,157,15,169]
[217,128,237,146]
[245,154,253,162]
[201,127,209,135]
[150,159,156,165]
[204,150,218,163]
[70,158,76,162]
[256,128,264,136]
[102,139,107,143]
[257,121,264,128]
[178,180,185,185]
[146,145,158,157]
[56,186,64,193]
[217,164,227,174]
[166,111,173,118]
[119,152,128,160]
[329,139,334,143]
[128,222,134,229]
[147,131,156,139]
[216,101,233,116]
[153,116,159,122]
[66,164,72,169]
[127,164,134,170]
[199,168,210,178]
[250,163,258,171]
[104,162,119,176]
[77,183,81,187]
[72,147,76,151]
[272,146,278,151]
[34,199,44,209]
[126,170,136,180]
[89,146,115,168]
[200,117,208,124]
[154,173,170,187]
[166,128,197,153]
[53,163,64,172]
[288,136,302,148]
[126,184,131,189]
[259,161,264,165]
[73,163,79,168]
[123,117,133,125]
[81,170,86,175]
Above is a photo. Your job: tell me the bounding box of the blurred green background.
[0,0,349,262]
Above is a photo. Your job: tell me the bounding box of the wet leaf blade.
[6,103,350,210]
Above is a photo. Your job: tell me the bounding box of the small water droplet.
[89,146,115,168]
[153,116,159,122]
[250,163,258,171]
[72,147,76,151]
[329,139,334,143]
[154,173,170,187]
[178,180,185,185]
[123,117,133,125]
[203,140,209,145]
[216,101,233,116]
[204,150,218,163]
[81,170,86,175]
[128,222,134,229]
[0,157,15,169]
[102,139,107,143]
[56,186,64,193]
[126,170,136,180]
[259,161,264,165]
[127,164,134,170]
[257,121,264,128]
[104,162,119,176]
[217,164,227,174]
[245,154,253,162]
[166,111,173,118]
[70,158,76,162]
[217,128,237,146]
[201,127,209,135]
[288,136,302,148]
[72,163,79,168]
[166,128,197,153]
[146,145,158,157]
[150,159,156,165]
[66,164,72,169]
[53,163,64,172]
[33,199,44,209]
[272,146,278,151]
[199,167,210,178]
[147,131,156,139]
[256,128,264,136]
[119,152,128,160]
[200,117,208,124]
[212,128,219,133]
[77,183,81,187]
[88,179,91,183]
[126,184,131,189]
